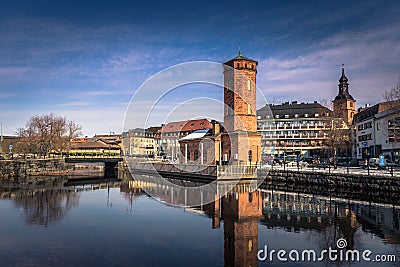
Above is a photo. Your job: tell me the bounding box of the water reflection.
[122,174,400,266]
[0,187,80,226]
[0,174,399,266]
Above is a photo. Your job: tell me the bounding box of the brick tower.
[333,64,356,125]
[222,49,262,164]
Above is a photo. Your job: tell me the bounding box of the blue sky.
[1,0,399,135]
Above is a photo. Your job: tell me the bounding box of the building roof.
[179,129,211,141]
[353,100,400,123]
[158,119,212,134]
[70,141,121,150]
[257,101,331,119]
[223,50,258,65]
[334,64,354,101]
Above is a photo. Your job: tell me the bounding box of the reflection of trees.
[1,188,80,226]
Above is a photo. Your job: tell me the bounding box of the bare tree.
[15,113,82,155]
[327,117,351,168]
[319,98,333,110]
[382,76,400,101]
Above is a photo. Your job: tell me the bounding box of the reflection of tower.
[221,189,262,267]
[222,49,262,164]
[333,64,356,125]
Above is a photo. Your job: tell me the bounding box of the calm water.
[0,176,400,267]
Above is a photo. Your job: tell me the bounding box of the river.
[0,173,399,266]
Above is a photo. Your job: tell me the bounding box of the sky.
[0,0,399,136]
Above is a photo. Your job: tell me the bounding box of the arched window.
[194,150,199,161]
[247,104,251,115]
[247,79,251,90]
[248,150,252,162]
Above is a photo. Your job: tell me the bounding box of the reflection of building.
[257,101,332,157]
[221,189,262,267]
[353,100,400,159]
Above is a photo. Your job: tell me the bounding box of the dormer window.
[315,113,319,117]
[284,115,289,118]
[304,114,309,118]
[294,114,299,118]
[275,115,280,119]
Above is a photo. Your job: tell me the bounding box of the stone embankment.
[0,158,68,183]
[266,169,399,192]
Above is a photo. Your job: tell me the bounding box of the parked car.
[337,157,351,166]
[358,159,368,168]
[308,158,329,168]
[302,157,314,165]
[348,158,359,167]
[369,157,386,169]
[273,157,282,165]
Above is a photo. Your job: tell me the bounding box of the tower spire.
[342,63,344,74]
[238,43,242,56]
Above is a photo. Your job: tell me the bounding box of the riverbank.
[0,158,68,179]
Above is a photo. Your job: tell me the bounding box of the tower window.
[247,79,251,90]
[350,102,353,107]
[247,104,251,115]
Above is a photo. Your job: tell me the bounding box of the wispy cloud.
[60,101,92,107]
[257,22,400,106]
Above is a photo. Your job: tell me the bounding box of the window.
[304,114,309,118]
[247,79,251,90]
[284,114,289,118]
[248,150,252,162]
[247,104,251,115]
[275,115,280,119]
[377,122,381,130]
[315,113,319,117]
[194,150,199,161]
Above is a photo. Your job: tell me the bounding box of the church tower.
[333,64,356,125]
[222,49,261,164]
